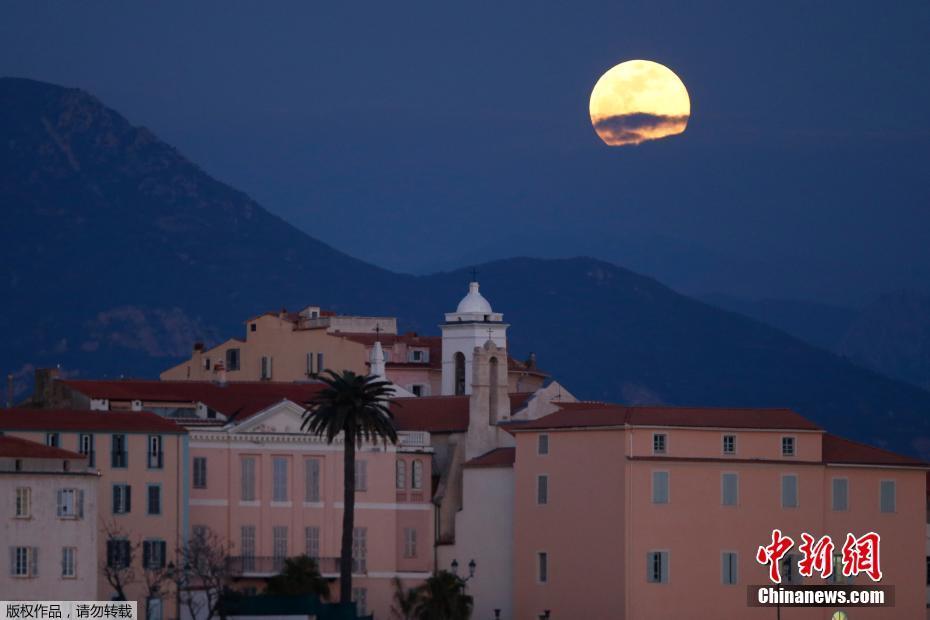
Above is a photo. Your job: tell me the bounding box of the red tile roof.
[464,447,516,468]
[392,393,534,433]
[0,409,186,434]
[822,434,927,468]
[62,380,325,422]
[507,404,821,432]
[0,435,85,460]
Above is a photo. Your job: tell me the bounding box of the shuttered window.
[721,473,738,506]
[305,459,321,502]
[652,471,669,504]
[241,457,256,501]
[647,551,668,583]
[781,475,798,508]
[832,478,848,511]
[880,480,896,513]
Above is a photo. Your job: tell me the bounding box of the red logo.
[756,530,882,583]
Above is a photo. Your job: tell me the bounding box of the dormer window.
[653,433,667,455]
[250,323,257,332]
[782,436,796,457]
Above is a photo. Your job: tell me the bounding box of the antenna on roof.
[470,267,478,283]
[374,323,383,342]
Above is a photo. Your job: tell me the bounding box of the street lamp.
[538,610,550,620]
[493,610,501,620]
[450,558,476,581]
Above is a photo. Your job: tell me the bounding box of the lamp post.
[538,610,550,620]
[493,610,501,620]
[450,558,477,595]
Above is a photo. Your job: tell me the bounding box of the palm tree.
[411,571,473,620]
[301,370,398,607]
[265,555,331,600]
[391,577,419,620]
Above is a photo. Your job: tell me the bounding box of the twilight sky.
[2,1,929,305]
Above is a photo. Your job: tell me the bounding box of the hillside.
[3,77,930,457]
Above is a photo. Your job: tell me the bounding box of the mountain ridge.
[4,77,930,457]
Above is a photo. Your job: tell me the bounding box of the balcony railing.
[227,556,352,578]
[397,431,430,448]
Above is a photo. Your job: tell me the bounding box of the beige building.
[160,306,390,382]
[0,435,98,601]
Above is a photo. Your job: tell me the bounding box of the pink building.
[0,436,99,601]
[38,378,435,618]
[509,403,927,619]
[0,409,188,620]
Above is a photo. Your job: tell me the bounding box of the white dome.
[456,282,493,314]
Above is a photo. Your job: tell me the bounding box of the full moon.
[589,59,690,146]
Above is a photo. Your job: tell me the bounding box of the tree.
[101,521,138,601]
[411,571,473,620]
[265,555,331,600]
[390,577,419,620]
[170,527,234,620]
[301,370,398,605]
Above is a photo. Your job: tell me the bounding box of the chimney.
[526,352,537,370]
[33,368,61,407]
[214,361,227,386]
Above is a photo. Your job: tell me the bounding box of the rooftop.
[464,447,516,468]
[0,435,85,460]
[508,403,822,432]
[62,379,326,422]
[0,409,187,434]
[393,393,534,433]
[822,434,927,468]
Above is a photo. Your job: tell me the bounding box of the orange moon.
[589,60,691,146]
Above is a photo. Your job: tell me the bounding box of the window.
[411,384,424,397]
[306,352,316,376]
[15,487,30,518]
[781,475,798,508]
[62,547,76,578]
[146,599,163,620]
[396,460,407,489]
[79,433,95,467]
[250,323,257,332]
[316,353,324,375]
[106,540,131,568]
[193,457,208,489]
[652,471,669,504]
[226,348,241,371]
[647,551,668,583]
[780,554,798,584]
[11,546,37,577]
[260,356,273,380]
[352,588,368,616]
[143,540,167,569]
[305,526,320,559]
[537,475,549,505]
[111,434,128,468]
[653,433,667,455]
[147,485,161,515]
[721,473,738,506]
[241,457,256,501]
[412,460,423,490]
[880,480,896,513]
[305,459,321,502]
[203,357,211,370]
[57,488,83,518]
[273,526,288,569]
[355,460,367,492]
[722,434,736,455]
[782,436,796,457]
[273,457,289,502]
[148,435,163,469]
[453,352,466,395]
[241,526,256,572]
[112,484,132,514]
[352,527,367,573]
[46,432,60,448]
[411,350,424,363]
[832,478,848,511]
[537,551,548,583]
[721,552,738,585]
[538,434,550,455]
[403,528,417,558]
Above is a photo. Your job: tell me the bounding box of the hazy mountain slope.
[3,77,930,457]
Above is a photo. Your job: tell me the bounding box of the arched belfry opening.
[488,356,499,424]
[454,352,466,395]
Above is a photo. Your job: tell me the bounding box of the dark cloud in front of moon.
[593,112,690,146]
